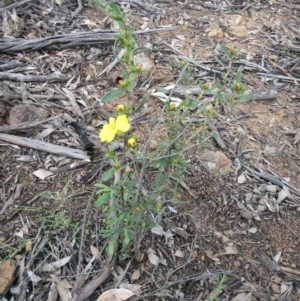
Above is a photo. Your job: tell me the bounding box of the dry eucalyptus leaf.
[47,282,58,301]
[248,227,257,234]
[204,250,220,262]
[130,269,140,281]
[90,245,100,259]
[277,186,291,203]
[147,248,160,266]
[237,173,246,184]
[273,251,282,263]
[57,279,72,301]
[33,169,54,180]
[293,129,300,144]
[42,256,71,272]
[175,250,185,258]
[27,270,42,283]
[96,288,135,301]
[231,292,252,301]
[119,283,141,295]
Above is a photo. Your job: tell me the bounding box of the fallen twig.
[0,133,90,160]
[0,0,33,12]
[0,114,62,133]
[0,72,70,82]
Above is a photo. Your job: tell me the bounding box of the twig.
[0,133,90,160]
[115,257,135,288]
[0,72,70,82]
[255,247,281,273]
[51,160,90,174]
[76,254,116,301]
[0,114,62,133]
[73,0,83,16]
[208,122,226,149]
[72,189,96,295]
[0,0,33,12]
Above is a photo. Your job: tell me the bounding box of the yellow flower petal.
[115,114,130,133]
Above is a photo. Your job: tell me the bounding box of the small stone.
[7,104,49,126]
[268,55,279,63]
[240,210,253,220]
[0,260,16,294]
[198,151,232,177]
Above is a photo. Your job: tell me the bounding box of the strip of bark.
[0,133,90,160]
[0,72,70,82]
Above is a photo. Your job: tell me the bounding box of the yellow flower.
[117,104,125,112]
[99,115,130,142]
[127,137,136,148]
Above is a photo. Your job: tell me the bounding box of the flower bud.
[117,104,125,112]
[127,137,137,148]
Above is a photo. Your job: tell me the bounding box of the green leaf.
[216,91,227,103]
[215,56,225,67]
[132,95,149,114]
[101,88,126,103]
[133,46,149,55]
[221,45,230,58]
[96,0,106,9]
[237,92,253,103]
[102,169,115,182]
[96,192,111,207]
[108,241,115,255]
[235,70,242,83]
[109,3,122,17]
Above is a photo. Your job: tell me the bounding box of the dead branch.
[255,247,281,274]
[76,255,116,301]
[0,0,33,12]
[73,0,83,16]
[0,114,62,133]
[0,72,70,82]
[0,133,90,160]
[0,28,177,52]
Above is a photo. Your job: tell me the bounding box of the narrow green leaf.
[108,241,115,255]
[96,0,106,9]
[101,88,126,103]
[102,169,114,182]
[133,46,149,55]
[96,193,110,207]
[215,56,225,67]
[238,93,253,103]
[216,91,227,103]
[235,70,242,83]
[109,3,122,17]
[132,95,149,114]
[221,45,230,58]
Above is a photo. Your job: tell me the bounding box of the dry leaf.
[96,288,135,301]
[277,186,291,202]
[293,129,300,144]
[175,250,185,258]
[235,15,242,25]
[130,269,140,281]
[119,283,141,295]
[237,173,246,184]
[27,270,42,283]
[204,250,220,262]
[147,248,160,266]
[62,88,84,118]
[91,245,100,259]
[55,0,62,6]
[47,282,58,301]
[231,292,252,301]
[33,169,54,180]
[42,256,71,272]
[57,279,72,301]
